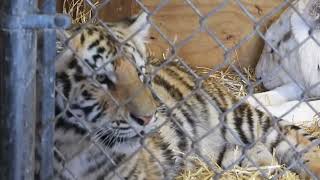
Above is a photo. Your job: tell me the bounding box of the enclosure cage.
[0,0,320,179]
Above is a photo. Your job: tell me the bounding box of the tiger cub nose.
[130,114,153,126]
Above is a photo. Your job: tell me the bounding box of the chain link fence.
[1,0,320,179]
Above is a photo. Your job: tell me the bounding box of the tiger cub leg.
[241,142,277,167]
[260,100,320,126]
[224,104,319,178]
[263,123,320,178]
[222,143,278,176]
[247,83,302,108]
[230,124,320,178]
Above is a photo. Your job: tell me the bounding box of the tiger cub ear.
[127,11,150,41]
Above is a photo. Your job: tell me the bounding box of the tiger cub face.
[55,12,156,153]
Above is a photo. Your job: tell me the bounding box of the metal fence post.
[0,0,37,179]
[0,0,70,179]
[36,0,63,179]
[37,0,56,179]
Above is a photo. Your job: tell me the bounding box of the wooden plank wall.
[56,0,139,21]
[143,0,284,68]
[57,0,285,68]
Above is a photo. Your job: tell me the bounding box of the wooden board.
[56,0,138,22]
[141,0,285,68]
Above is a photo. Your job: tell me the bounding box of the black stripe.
[88,39,100,50]
[256,109,264,119]
[93,54,102,62]
[74,60,83,73]
[290,125,301,130]
[282,30,292,42]
[135,47,143,59]
[124,42,136,51]
[302,133,309,137]
[221,121,227,140]
[111,46,117,56]
[157,136,176,166]
[238,148,246,167]
[194,94,209,121]
[81,102,98,116]
[68,58,78,69]
[234,105,250,144]
[73,74,86,82]
[256,109,266,135]
[91,111,103,123]
[99,32,104,40]
[262,117,272,134]
[163,67,209,119]
[90,154,125,180]
[91,27,99,32]
[124,161,138,179]
[308,136,318,141]
[106,39,113,50]
[70,103,80,109]
[68,58,83,75]
[269,133,282,153]
[246,108,255,140]
[115,30,125,36]
[170,114,188,151]
[80,33,85,45]
[123,49,136,63]
[165,64,194,89]
[85,155,108,175]
[234,116,250,144]
[97,47,106,54]
[54,116,87,135]
[84,58,97,69]
[213,85,229,109]
[180,108,198,137]
[97,75,115,89]
[166,60,189,77]
[154,70,208,121]
[87,28,93,35]
[57,72,71,98]
[217,145,227,167]
[153,75,183,101]
[81,90,92,100]
[105,54,110,60]
[65,110,74,119]
[204,84,227,113]
[176,128,188,151]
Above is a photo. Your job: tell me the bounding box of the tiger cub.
[54,12,320,179]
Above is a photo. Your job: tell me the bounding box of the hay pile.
[195,66,264,98]
[177,159,299,180]
[62,0,100,24]
[61,1,319,179]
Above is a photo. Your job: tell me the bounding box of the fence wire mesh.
[52,0,320,179]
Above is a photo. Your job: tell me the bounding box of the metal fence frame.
[0,0,69,179]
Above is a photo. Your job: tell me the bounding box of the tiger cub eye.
[96,74,107,83]
[95,74,115,89]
